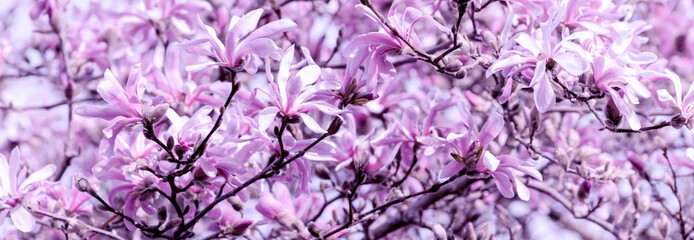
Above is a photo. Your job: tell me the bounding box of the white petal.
[514,33,542,57]
[299,113,327,134]
[514,178,530,201]
[296,65,321,87]
[257,107,280,132]
[483,151,500,172]
[19,164,56,192]
[10,207,35,232]
[553,51,589,76]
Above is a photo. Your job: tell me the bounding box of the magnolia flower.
[184,9,297,73]
[487,6,591,113]
[593,33,654,130]
[256,46,342,134]
[658,69,694,125]
[76,65,170,155]
[344,4,450,84]
[0,147,56,232]
[256,182,323,232]
[440,103,541,200]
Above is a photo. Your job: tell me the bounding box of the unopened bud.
[229,196,244,211]
[74,175,93,194]
[463,222,477,240]
[444,59,463,72]
[604,98,622,127]
[308,222,321,238]
[327,117,343,135]
[231,220,252,235]
[577,180,592,200]
[314,164,331,180]
[432,224,447,240]
[670,115,686,129]
[654,212,671,238]
[144,103,169,124]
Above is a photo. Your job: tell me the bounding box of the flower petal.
[19,164,56,191]
[553,51,589,76]
[483,151,500,172]
[478,112,504,146]
[514,33,542,57]
[10,206,35,232]
[299,113,327,134]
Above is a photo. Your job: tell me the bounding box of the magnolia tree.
[1,0,693,239]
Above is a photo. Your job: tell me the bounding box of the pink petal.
[439,160,464,179]
[244,19,297,42]
[478,112,504,146]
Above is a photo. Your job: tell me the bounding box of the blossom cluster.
[0,0,693,239]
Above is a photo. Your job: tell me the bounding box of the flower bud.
[314,164,331,180]
[74,174,94,195]
[463,222,477,240]
[577,180,592,200]
[327,117,343,135]
[143,103,169,125]
[231,220,252,235]
[604,98,622,127]
[432,224,447,240]
[444,59,463,73]
[670,115,686,129]
[229,196,244,211]
[308,222,321,238]
[654,212,671,238]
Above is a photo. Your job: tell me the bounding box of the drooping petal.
[10,206,35,232]
[491,172,515,198]
[533,68,555,113]
[514,177,531,201]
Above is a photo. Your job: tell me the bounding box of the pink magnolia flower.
[592,33,654,130]
[487,5,591,112]
[184,9,297,73]
[344,4,450,84]
[255,182,323,231]
[255,46,342,134]
[76,65,170,155]
[43,182,92,215]
[0,147,56,232]
[657,69,694,125]
[440,103,541,200]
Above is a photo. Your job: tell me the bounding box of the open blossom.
[658,69,694,126]
[441,102,541,200]
[76,65,170,155]
[256,46,342,134]
[487,5,591,113]
[0,147,56,232]
[184,8,297,73]
[256,182,323,233]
